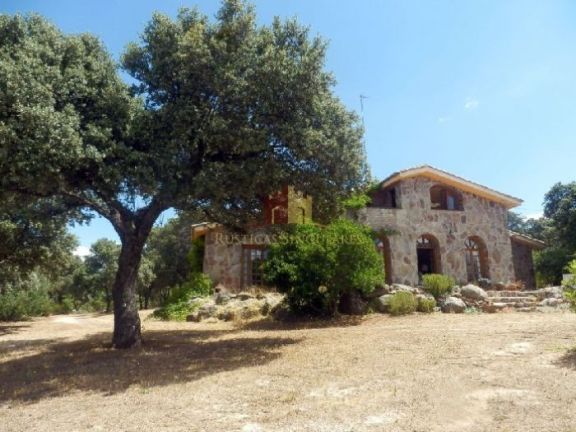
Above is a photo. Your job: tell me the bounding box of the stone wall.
[356,176,516,286]
[511,240,537,289]
[203,227,274,291]
[203,228,244,290]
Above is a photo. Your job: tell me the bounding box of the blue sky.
[3,0,576,252]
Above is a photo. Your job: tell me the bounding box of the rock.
[460,284,488,301]
[481,302,497,313]
[261,293,282,315]
[186,312,200,322]
[371,294,393,313]
[214,283,229,294]
[339,290,368,315]
[440,297,466,313]
[215,291,233,305]
[216,308,237,321]
[366,284,392,299]
[392,284,417,293]
[237,292,255,301]
[191,302,217,321]
[204,317,219,324]
[541,286,564,299]
[539,298,560,307]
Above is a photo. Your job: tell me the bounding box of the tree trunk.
[112,235,146,349]
[108,201,165,349]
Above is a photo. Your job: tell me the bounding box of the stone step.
[486,290,540,298]
[486,302,538,312]
[488,296,538,303]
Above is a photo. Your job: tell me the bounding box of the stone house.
[357,165,544,288]
[196,166,544,291]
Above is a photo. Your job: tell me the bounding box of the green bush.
[389,291,417,316]
[422,274,455,299]
[264,219,384,316]
[153,272,213,321]
[166,272,213,304]
[152,300,202,321]
[417,296,436,313]
[0,274,55,321]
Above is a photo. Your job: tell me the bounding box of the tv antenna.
[359,94,369,175]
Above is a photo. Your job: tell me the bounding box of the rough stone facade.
[201,169,541,291]
[203,228,244,290]
[203,227,274,291]
[356,176,516,286]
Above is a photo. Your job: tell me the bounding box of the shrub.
[166,272,213,304]
[422,274,455,299]
[153,272,212,321]
[264,220,384,316]
[152,299,203,321]
[563,259,576,311]
[0,283,54,321]
[388,291,417,316]
[417,296,436,313]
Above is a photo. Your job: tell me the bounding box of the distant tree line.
[0,209,200,321]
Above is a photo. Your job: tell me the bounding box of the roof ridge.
[379,165,523,208]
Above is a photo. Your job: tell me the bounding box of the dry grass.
[1,311,576,431]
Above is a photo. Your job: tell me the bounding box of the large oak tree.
[0,1,367,348]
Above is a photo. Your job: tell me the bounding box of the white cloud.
[464,97,479,110]
[437,116,451,124]
[73,245,92,260]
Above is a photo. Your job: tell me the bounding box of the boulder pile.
[186,291,283,323]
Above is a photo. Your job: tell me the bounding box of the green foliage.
[417,296,436,313]
[422,274,455,299]
[544,182,576,252]
[342,193,371,210]
[188,237,206,274]
[0,273,54,321]
[535,248,572,286]
[563,259,576,311]
[153,272,213,321]
[0,194,80,286]
[388,291,417,316]
[166,273,213,304]
[264,219,383,316]
[152,300,202,321]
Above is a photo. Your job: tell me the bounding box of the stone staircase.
[485,290,540,312]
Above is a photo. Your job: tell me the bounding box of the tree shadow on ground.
[240,315,365,332]
[0,338,60,353]
[556,348,576,370]
[0,323,30,336]
[0,328,299,403]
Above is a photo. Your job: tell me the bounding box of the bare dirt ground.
[1,311,576,432]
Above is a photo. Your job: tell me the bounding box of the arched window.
[271,206,287,224]
[465,236,490,281]
[430,185,463,211]
[416,234,441,276]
